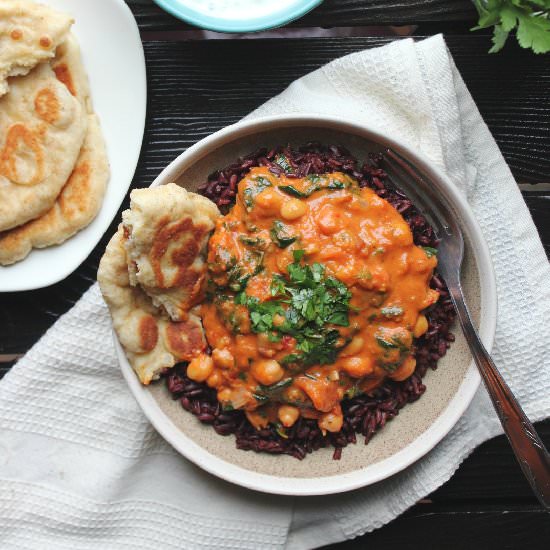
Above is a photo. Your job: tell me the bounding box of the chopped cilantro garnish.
[375,335,399,349]
[275,422,289,439]
[239,235,265,247]
[380,306,404,318]
[278,176,347,199]
[278,185,308,198]
[243,176,272,210]
[422,246,438,258]
[274,154,293,174]
[253,378,293,403]
[345,383,362,400]
[238,252,352,369]
[270,220,297,248]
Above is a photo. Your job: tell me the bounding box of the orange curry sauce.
[188,167,439,434]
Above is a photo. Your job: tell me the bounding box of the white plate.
[0,0,146,292]
[114,115,497,496]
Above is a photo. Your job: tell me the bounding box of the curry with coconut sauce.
[188,166,439,435]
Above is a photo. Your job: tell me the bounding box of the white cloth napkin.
[1,35,549,549]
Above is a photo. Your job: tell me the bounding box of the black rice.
[166,143,456,460]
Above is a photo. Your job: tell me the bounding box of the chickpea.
[390,357,417,382]
[206,370,222,388]
[186,354,214,382]
[280,198,307,220]
[284,386,307,403]
[276,252,293,272]
[251,359,284,386]
[254,189,282,213]
[340,356,374,378]
[328,369,340,381]
[217,388,232,403]
[421,289,439,309]
[340,336,365,357]
[278,405,300,428]
[318,410,343,433]
[392,223,413,246]
[317,205,342,235]
[273,313,285,327]
[257,332,276,358]
[212,348,234,369]
[413,315,429,338]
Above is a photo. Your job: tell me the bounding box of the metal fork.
[382,148,550,509]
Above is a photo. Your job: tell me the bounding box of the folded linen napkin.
[1,35,549,549]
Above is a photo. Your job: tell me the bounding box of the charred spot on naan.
[139,314,159,353]
[0,123,45,185]
[0,1,73,97]
[149,215,211,302]
[165,316,206,359]
[98,227,209,385]
[58,161,91,218]
[53,62,76,96]
[34,87,60,124]
[39,35,53,49]
[122,184,221,322]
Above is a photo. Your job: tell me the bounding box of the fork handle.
[448,284,550,509]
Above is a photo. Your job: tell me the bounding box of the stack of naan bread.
[98,184,221,385]
[0,0,109,265]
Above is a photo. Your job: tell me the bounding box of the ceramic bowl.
[115,114,497,495]
[152,0,323,33]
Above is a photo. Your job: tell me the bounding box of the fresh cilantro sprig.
[472,0,550,54]
[236,250,352,369]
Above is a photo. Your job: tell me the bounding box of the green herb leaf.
[259,377,293,394]
[422,246,438,258]
[292,249,305,262]
[270,220,297,248]
[375,335,399,349]
[239,235,265,247]
[380,306,404,318]
[274,154,293,174]
[279,176,348,198]
[275,422,289,439]
[239,252,352,369]
[279,185,306,198]
[243,176,272,210]
[252,393,269,403]
[472,0,550,54]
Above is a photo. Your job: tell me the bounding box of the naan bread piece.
[0,0,73,97]
[51,33,92,113]
[0,62,87,231]
[122,184,220,321]
[98,227,207,385]
[0,114,109,265]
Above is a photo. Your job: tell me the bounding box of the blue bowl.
[152,0,324,33]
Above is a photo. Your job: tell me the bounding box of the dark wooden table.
[1,1,549,547]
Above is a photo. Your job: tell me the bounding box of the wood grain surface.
[1,4,549,547]
[1,36,548,358]
[128,0,478,31]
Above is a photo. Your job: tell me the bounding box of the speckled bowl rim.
[114,114,497,496]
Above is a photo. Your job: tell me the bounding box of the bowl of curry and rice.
[98,114,496,495]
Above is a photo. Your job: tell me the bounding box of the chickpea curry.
[187,166,439,435]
